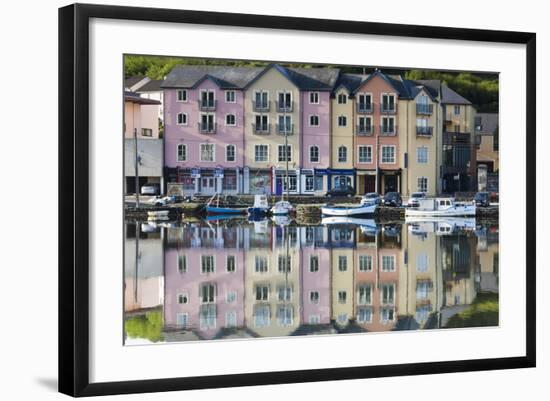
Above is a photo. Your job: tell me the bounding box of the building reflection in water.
[124,218,499,343]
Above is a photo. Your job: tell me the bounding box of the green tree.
[125,310,164,342]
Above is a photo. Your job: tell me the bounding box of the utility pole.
[134,127,140,208]
[284,91,290,200]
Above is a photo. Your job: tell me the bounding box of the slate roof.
[125,75,147,89]
[284,67,341,90]
[475,113,499,135]
[124,91,161,105]
[161,65,265,89]
[137,79,164,92]
[333,73,365,93]
[440,84,472,105]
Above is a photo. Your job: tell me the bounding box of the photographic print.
[123,55,499,345]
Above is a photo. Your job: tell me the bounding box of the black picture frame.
[58,3,536,397]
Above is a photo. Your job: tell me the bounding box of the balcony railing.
[416,126,434,137]
[252,100,270,112]
[380,105,397,114]
[416,104,433,115]
[357,103,373,113]
[198,122,216,134]
[252,123,270,135]
[198,99,216,111]
[357,125,373,136]
[276,101,293,113]
[379,125,397,136]
[276,124,294,135]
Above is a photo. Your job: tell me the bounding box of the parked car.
[382,192,402,207]
[326,186,356,198]
[474,192,490,207]
[141,183,160,195]
[362,192,382,205]
[407,192,426,208]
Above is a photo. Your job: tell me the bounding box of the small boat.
[146,210,170,221]
[271,214,292,226]
[321,202,376,217]
[271,200,295,216]
[248,194,270,217]
[405,198,475,217]
[204,214,245,222]
[205,193,247,215]
[406,217,476,235]
[321,217,378,234]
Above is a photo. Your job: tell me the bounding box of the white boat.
[271,214,292,226]
[405,198,475,217]
[147,210,170,221]
[321,202,376,217]
[321,217,378,234]
[271,200,295,216]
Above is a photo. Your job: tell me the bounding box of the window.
[255,285,269,301]
[200,283,216,304]
[357,93,372,111]
[381,116,395,134]
[381,284,395,305]
[226,291,237,304]
[177,89,187,102]
[277,286,292,301]
[177,144,187,162]
[225,90,236,103]
[309,92,319,104]
[314,176,323,191]
[255,255,268,273]
[278,115,292,133]
[381,93,396,111]
[381,146,395,163]
[337,93,347,104]
[381,255,395,272]
[416,280,432,300]
[357,285,372,305]
[338,115,347,127]
[278,255,291,273]
[305,175,314,191]
[309,115,320,126]
[254,114,269,131]
[253,305,270,327]
[358,255,373,272]
[418,177,428,193]
[177,293,188,304]
[226,311,237,327]
[281,175,297,192]
[358,116,372,133]
[309,315,321,324]
[199,304,216,329]
[416,253,428,272]
[176,313,188,328]
[254,91,269,109]
[254,145,268,162]
[201,255,215,273]
[226,255,236,272]
[226,144,236,162]
[454,105,461,115]
[309,145,319,163]
[141,128,152,137]
[357,307,373,323]
[338,145,347,163]
[177,112,187,125]
[177,254,187,273]
[417,146,428,164]
[278,91,292,110]
[309,291,320,304]
[200,144,215,162]
[310,255,319,272]
[225,114,236,126]
[278,145,292,162]
[358,145,372,163]
[200,90,215,108]
[338,255,347,271]
[277,305,294,326]
[337,313,348,324]
[380,307,395,322]
[338,290,347,304]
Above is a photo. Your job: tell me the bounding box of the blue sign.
[191,168,200,178]
[214,167,224,178]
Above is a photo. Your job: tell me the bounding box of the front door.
[384,175,397,193]
[201,177,216,195]
[366,175,376,193]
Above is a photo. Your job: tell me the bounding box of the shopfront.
[327,169,356,191]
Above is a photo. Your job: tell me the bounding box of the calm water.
[124,217,499,344]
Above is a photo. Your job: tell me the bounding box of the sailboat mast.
[284,90,289,201]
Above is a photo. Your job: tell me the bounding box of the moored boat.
[271,200,295,216]
[405,198,475,217]
[321,202,376,217]
[248,194,270,217]
[205,193,247,215]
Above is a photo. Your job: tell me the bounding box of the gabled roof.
[351,70,409,98]
[124,91,161,105]
[136,79,164,92]
[332,73,365,94]
[413,79,441,99]
[284,67,340,90]
[440,84,472,105]
[406,82,439,102]
[125,75,147,89]
[161,65,265,89]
